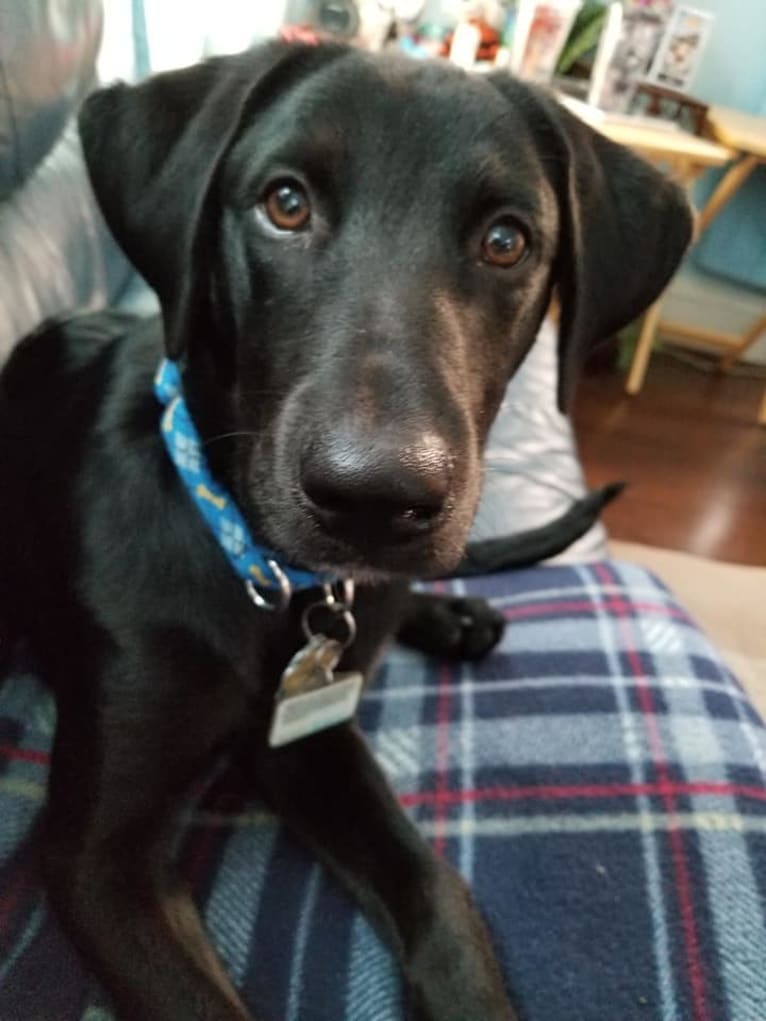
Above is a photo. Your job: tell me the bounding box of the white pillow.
[471,316,608,563]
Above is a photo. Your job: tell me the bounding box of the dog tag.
[268,671,364,748]
[269,634,364,748]
[279,633,344,697]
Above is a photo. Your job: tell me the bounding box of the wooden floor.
[572,351,766,567]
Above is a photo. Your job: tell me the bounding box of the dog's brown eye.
[263,181,311,231]
[481,219,527,267]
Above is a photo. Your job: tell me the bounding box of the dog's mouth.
[311,516,461,580]
[250,484,473,584]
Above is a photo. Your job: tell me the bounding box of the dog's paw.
[436,596,505,660]
[397,594,505,661]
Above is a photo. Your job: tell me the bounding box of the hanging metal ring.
[301,601,357,649]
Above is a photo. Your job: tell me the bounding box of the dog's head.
[79,44,691,579]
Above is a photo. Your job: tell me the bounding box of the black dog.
[0,42,691,1021]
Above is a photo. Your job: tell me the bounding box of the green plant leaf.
[556,2,609,74]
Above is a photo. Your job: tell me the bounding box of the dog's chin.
[260,515,468,584]
[313,542,465,585]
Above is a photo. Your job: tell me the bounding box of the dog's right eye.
[261,181,312,232]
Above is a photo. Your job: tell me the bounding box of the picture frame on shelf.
[512,0,583,83]
[646,6,713,93]
[590,3,669,112]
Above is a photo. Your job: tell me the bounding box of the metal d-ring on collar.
[245,559,293,612]
[322,579,355,609]
[246,571,357,648]
[245,572,356,620]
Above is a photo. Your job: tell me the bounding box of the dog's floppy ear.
[488,76,694,411]
[78,43,342,358]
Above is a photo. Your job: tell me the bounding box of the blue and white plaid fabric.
[154,358,332,596]
[1,561,766,1020]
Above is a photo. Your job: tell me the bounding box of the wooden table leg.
[719,313,766,371]
[626,299,663,394]
[697,153,759,233]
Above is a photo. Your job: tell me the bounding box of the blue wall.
[680,0,766,289]
[685,0,766,115]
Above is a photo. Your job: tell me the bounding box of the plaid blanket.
[1,561,765,1021]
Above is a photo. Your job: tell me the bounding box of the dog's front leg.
[41,637,256,1021]
[244,723,518,1021]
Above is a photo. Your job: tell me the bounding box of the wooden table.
[621,105,766,425]
[560,97,732,183]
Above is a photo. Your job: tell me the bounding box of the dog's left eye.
[261,181,311,232]
[481,218,527,268]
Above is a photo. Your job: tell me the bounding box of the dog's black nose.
[300,429,452,537]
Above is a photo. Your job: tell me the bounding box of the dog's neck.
[154,358,335,609]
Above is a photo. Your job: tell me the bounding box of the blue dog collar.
[154,359,333,608]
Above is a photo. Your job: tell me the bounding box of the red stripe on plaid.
[595,562,710,1021]
[3,737,762,807]
[503,600,689,622]
[400,779,766,807]
[0,745,48,766]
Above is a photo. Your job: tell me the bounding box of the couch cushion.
[1,561,764,1019]
[0,123,133,364]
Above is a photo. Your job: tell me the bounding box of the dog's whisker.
[202,431,259,447]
